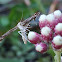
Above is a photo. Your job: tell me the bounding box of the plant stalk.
[54,50,61,62]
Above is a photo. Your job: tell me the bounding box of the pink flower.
[41,26,53,43]
[52,35,62,49]
[28,31,41,44]
[54,23,62,36]
[35,42,47,53]
[39,14,47,29]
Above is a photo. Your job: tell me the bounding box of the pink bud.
[54,23,62,36]
[35,42,47,53]
[28,31,41,44]
[46,14,56,30]
[39,14,47,29]
[54,10,62,19]
[52,35,62,49]
[41,26,53,43]
[54,10,62,23]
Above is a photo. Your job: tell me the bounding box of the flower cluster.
[28,10,62,53]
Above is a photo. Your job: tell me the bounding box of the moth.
[17,22,30,44]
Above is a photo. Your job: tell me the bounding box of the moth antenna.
[21,10,23,21]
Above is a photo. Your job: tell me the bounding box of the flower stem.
[54,50,61,62]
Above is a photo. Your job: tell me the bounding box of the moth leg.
[18,31,28,44]
[18,31,23,36]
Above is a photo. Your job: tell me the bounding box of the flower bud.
[54,10,62,23]
[41,26,53,43]
[28,31,41,44]
[39,14,47,29]
[46,14,56,30]
[54,23,62,36]
[54,10,62,19]
[52,35,62,49]
[35,42,47,53]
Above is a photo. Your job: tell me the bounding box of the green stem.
[54,51,61,62]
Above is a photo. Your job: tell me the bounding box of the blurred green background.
[0,0,62,62]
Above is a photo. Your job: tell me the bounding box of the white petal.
[36,45,43,52]
[53,35,62,45]
[28,31,36,40]
[41,26,51,36]
[55,23,62,31]
[39,14,46,22]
